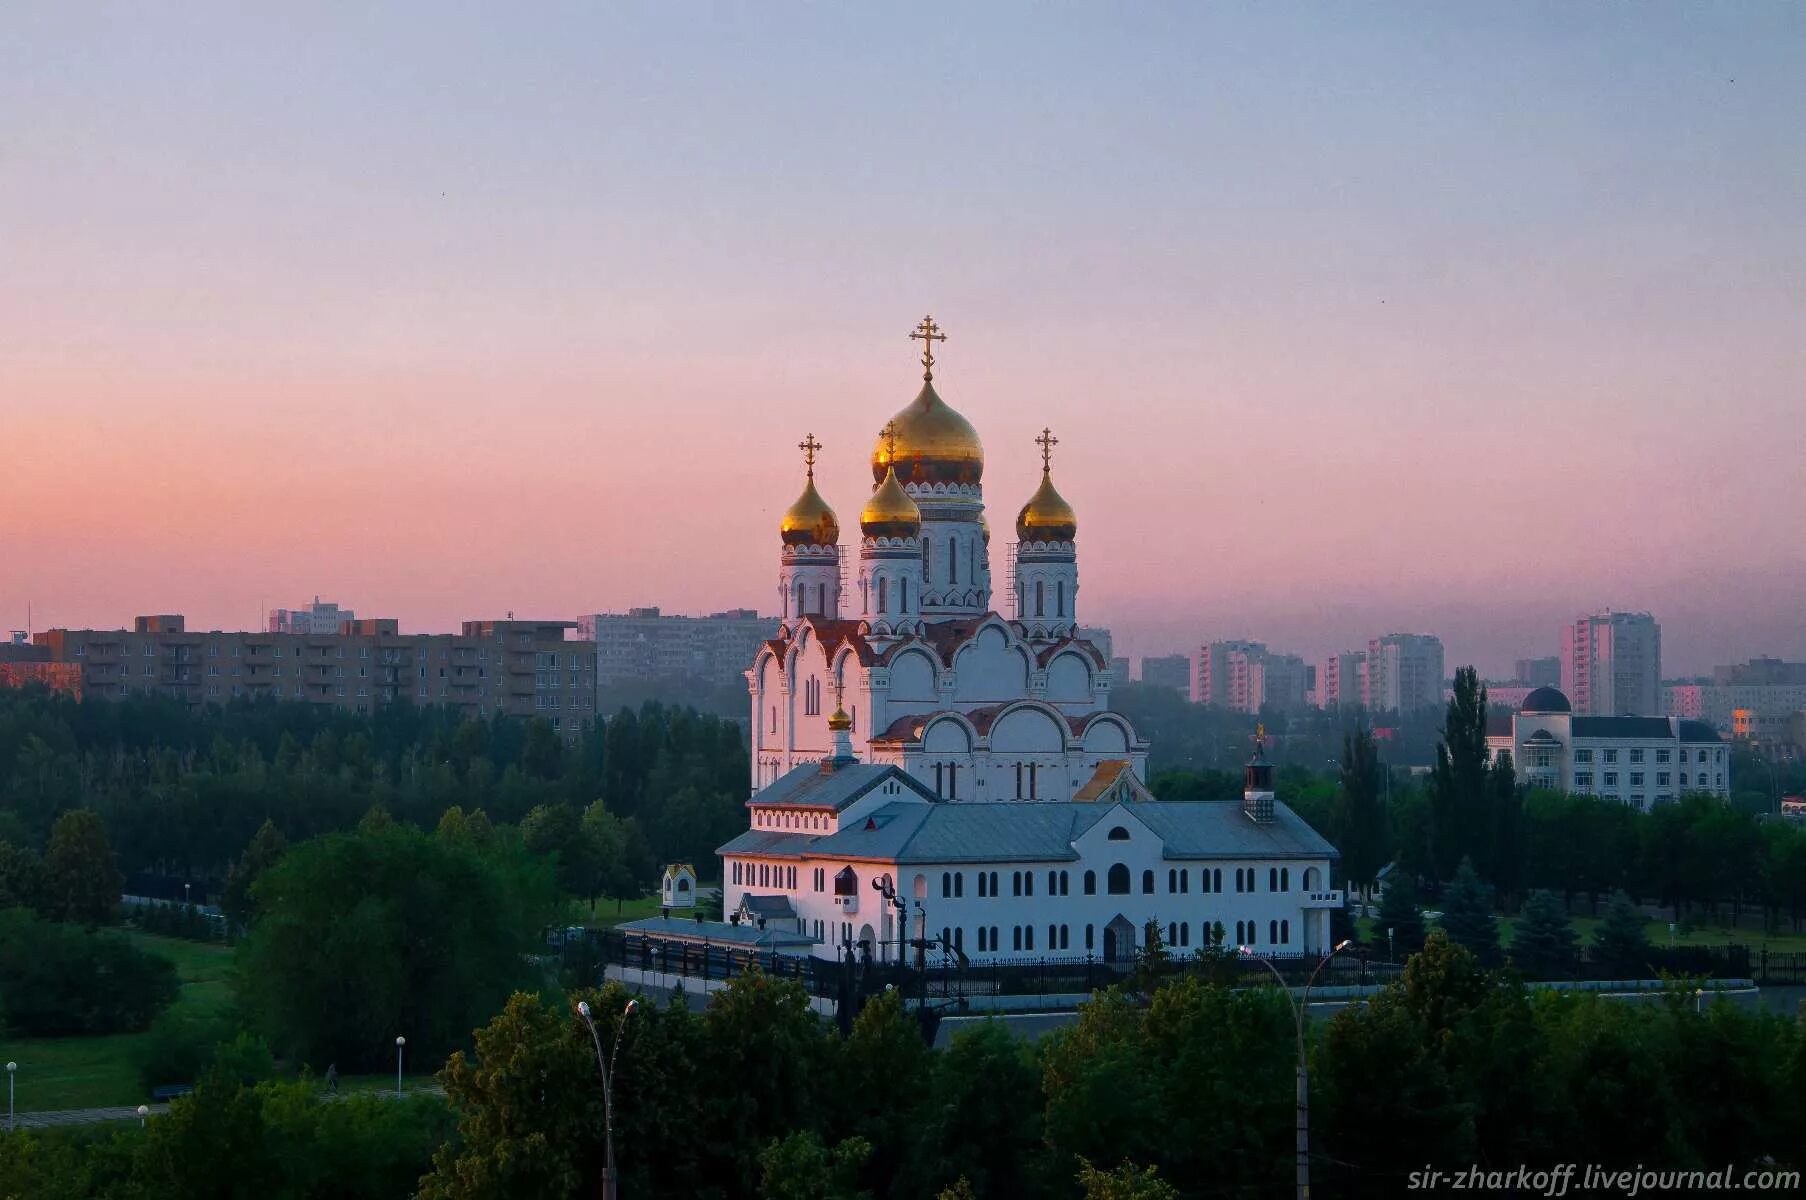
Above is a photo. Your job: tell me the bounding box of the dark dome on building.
[1521,686,1571,714]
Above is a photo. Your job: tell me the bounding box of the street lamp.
[576,997,638,1200]
[394,1036,405,1095]
[1240,939,1353,1200]
[137,1103,149,1128]
[6,1061,15,1132]
[183,882,191,907]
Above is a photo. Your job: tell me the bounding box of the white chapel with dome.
[715,317,1341,965]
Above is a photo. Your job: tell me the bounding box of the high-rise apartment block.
[268,597,356,635]
[1138,654,1191,694]
[34,615,595,735]
[1191,641,1311,712]
[583,608,777,687]
[1562,611,1661,716]
[1317,650,1366,709]
[1364,633,1446,714]
[1515,656,1561,688]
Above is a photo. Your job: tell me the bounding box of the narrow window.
[877,577,888,614]
[1035,580,1045,617]
[948,537,957,585]
[1142,869,1154,894]
[1084,870,1096,895]
[1057,580,1065,617]
[954,873,963,898]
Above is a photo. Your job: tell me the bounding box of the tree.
[1336,724,1389,893]
[1593,890,1652,978]
[0,907,178,1035]
[1375,871,1426,959]
[829,988,930,1195]
[220,819,288,929]
[1439,857,1500,966]
[581,802,650,914]
[0,839,46,911]
[899,1019,1045,1200]
[522,802,601,904]
[1510,889,1578,979]
[1427,668,1493,881]
[1134,919,1170,994]
[758,1132,872,1200]
[237,822,555,1068]
[1075,1158,1180,1200]
[41,807,125,924]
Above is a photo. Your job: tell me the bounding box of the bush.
[136,1011,230,1092]
[0,908,179,1036]
[129,900,223,943]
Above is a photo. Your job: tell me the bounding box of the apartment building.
[1562,611,1661,716]
[1138,654,1191,694]
[268,597,355,635]
[583,607,776,687]
[1365,633,1445,714]
[1317,650,1366,709]
[34,615,595,735]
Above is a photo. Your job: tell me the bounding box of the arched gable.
[952,622,1032,702]
[920,713,975,753]
[888,647,939,702]
[1080,713,1133,754]
[1045,649,1093,702]
[987,701,1068,753]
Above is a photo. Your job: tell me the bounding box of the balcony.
[1301,890,1345,909]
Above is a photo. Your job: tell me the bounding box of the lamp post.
[183,882,191,907]
[1240,939,1353,1200]
[6,1061,15,1132]
[394,1036,405,1095]
[137,1103,149,1129]
[577,997,638,1200]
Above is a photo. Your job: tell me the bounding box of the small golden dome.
[780,476,839,547]
[871,380,983,487]
[827,706,852,732]
[861,464,921,539]
[1016,471,1077,541]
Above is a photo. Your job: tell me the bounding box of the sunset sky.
[3,4,1802,677]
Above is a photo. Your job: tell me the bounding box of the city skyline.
[5,6,1803,677]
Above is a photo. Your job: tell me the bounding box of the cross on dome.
[798,432,822,477]
[1036,426,1059,473]
[909,315,946,381]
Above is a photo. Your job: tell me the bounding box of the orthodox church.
[718,318,1340,964]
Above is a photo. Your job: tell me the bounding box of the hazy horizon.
[5,5,1802,679]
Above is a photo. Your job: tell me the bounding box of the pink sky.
[2,6,1802,678]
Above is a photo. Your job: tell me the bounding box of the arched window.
[1085,924,1095,951]
[941,872,951,899]
[1142,869,1155,894]
[1057,580,1065,617]
[1168,921,1177,946]
[1167,868,1176,893]
[978,872,988,898]
[1214,868,1222,892]
[1281,868,1289,891]
[1059,925,1070,950]
[900,578,908,612]
[1012,926,1022,951]
[922,535,932,582]
[1180,922,1190,947]
[1012,871,1022,897]
[1083,869,1096,894]
[948,537,958,585]
[796,581,805,615]
[989,871,998,895]
[1235,920,1245,945]
[1024,872,1034,897]
[1281,919,1290,944]
[1180,869,1189,894]
[1035,580,1045,617]
[877,577,888,614]
[1269,920,1279,944]
[1025,925,1034,951]
[1107,864,1130,894]
[817,583,826,613]
[1048,924,1057,951]
[1269,867,1278,891]
[1048,869,1058,895]
[954,873,963,897]
[954,927,963,951]
[1107,826,1131,841]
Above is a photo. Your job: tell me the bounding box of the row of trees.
[0,687,747,887]
[15,930,1795,1200]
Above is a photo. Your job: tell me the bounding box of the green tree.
[1075,1158,1180,1200]
[0,907,179,1035]
[830,988,930,1195]
[220,818,288,929]
[1134,919,1170,994]
[522,802,601,904]
[41,808,125,924]
[1427,668,1493,881]
[1439,856,1500,966]
[1336,724,1389,892]
[758,1131,873,1200]
[1510,889,1578,979]
[0,839,46,911]
[237,822,555,1068]
[1375,871,1426,959]
[581,802,650,914]
[1592,890,1652,978]
[899,1019,1045,1200]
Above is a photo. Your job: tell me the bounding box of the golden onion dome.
[780,476,839,547]
[1016,470,1078,541]
[860,464,921,539]
[871,380,983,487]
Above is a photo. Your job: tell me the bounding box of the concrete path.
[9,1104,167,1130]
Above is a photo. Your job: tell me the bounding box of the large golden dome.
[1016,470,1077,541]
[780,476,839,547]
[860,464,921,539]
[871,381,983,487]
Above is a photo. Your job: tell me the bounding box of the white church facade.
[716,316,1341,964]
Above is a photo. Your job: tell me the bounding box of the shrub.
[0,908,179,1036]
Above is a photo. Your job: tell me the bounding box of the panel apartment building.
[584,607,777,687]
[1562,610,1661,716]
[1191,640,1310,712]
[34,615,595,735]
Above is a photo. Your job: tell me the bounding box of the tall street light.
[577,997,638,1200]
[1240,939,1353,1200]
[5,1061,15,1132]
[394,1036,405,1095]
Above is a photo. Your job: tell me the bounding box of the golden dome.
[780,476,839,547]
[860,464,921,539]
[1016,470,1077,541]
[871,381,983,487]
[827,706,852,732]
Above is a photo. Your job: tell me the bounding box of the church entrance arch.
[857,923,877,960]
[1102,915,1137,964]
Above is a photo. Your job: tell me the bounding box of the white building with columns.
[714,317,1342,964]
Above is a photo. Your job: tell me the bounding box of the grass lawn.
[0,931,237,1113]
[566,889,715,929]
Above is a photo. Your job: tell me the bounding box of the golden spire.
[1015,425,1077,542]
[781,431,839,547]
[862,420,921,538]
[798,432,822,478]
[909,314,946,381]
[1035,426,1059,474]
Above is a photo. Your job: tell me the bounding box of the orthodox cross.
[798,432,822,478]
[881,420,900,467]
[909,314,946,380]
[1035,426,1059,473]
